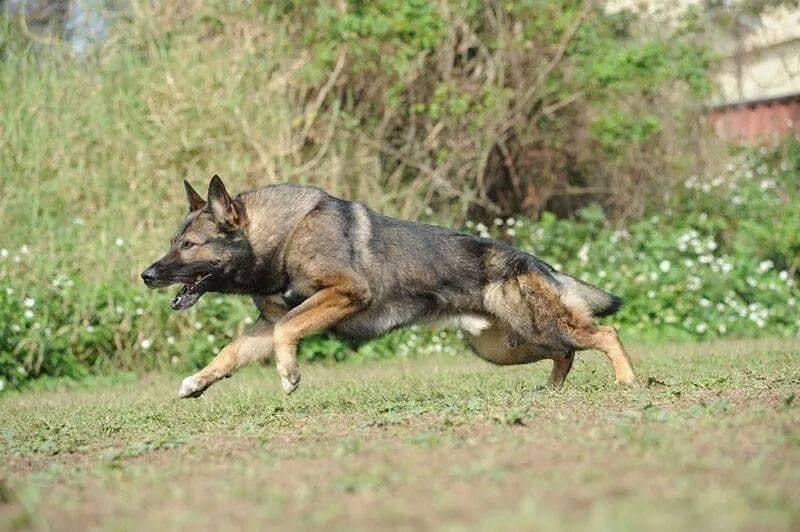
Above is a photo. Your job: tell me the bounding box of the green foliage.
[590,111,662,158]
[310,0,445,77]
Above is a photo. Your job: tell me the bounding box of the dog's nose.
[141,267,158,286]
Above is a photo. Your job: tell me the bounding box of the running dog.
[141,176,635,397]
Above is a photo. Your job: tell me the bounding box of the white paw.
[280,374,300,395]
[178,375,205,398]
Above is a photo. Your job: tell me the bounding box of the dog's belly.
[463,317,569,365]
[332,298,437,341]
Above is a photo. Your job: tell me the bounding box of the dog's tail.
[552,272,623,318]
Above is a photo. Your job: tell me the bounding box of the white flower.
[5,287,13,295]
[206,334,215,343]
[86,325,94,333]
[718,324,727,334]
[647,290,656,298]
[746,277,757,287]
[171,356,179,365]
[24,310,34,319]
[659,260,671,273]
[506,217,516,226]
[475,223,487,233]
[757,260,773,273]
[779,271,789,281]
[167,336,175,345]
[696,323,707,334]
[135,307,144,316]
[115,238,124,247]
[72,217,85,226]
[578,244,590,264]
[23,298,35,308]
[140,338,152,350]
[20,245,29,255]
[699,298,711,307]
[493,218,503,226]
[0,249,7,258]
[505,228,515,237]
[244,316,254,325]
[465,220,474,228]
[10,324,21,332]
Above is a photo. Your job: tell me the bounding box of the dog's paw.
[280,373,301,395]
[178,375,206,398]
[615,375,637,386]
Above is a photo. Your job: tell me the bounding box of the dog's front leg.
[178,318,276,398]
[273,276,369,394]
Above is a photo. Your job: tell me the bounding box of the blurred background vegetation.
[0,0,798,389]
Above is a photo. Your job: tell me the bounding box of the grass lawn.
[1,338,799,531]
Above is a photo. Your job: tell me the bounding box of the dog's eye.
[181,241,196,250]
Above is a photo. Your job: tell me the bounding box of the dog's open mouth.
[170,273,213,311]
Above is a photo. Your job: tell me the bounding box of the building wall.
[606,1,800,143]
[707,97,800,144]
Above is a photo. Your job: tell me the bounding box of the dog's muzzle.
[141,266,158,287]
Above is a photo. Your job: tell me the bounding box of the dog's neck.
[237,184,327,295]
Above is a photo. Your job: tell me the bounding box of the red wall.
[707,98,800,144]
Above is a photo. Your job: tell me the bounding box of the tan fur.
[179,318,277,398]
[272,273,370,393]
[548,355,574,388]
[352,202,374,265]
[482,272,635,386]
[463,315,575,389]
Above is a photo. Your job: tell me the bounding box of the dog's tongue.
[170,284,202,311]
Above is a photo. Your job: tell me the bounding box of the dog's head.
[141,175,254,310]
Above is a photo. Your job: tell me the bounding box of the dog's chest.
[281,288,309,309]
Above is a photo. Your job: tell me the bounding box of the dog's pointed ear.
[207,174,241,228]
[184,180,206,212]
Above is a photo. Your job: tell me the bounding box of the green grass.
[2,338,799,531]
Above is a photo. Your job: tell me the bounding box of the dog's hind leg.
[547,352,574,388]
[570,325,635,385]
[178,319,275,398]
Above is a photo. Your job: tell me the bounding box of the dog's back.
[258,188,622,348]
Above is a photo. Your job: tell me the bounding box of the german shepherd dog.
[142,176,635,398]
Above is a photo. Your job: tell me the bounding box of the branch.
[499,0,592,135]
